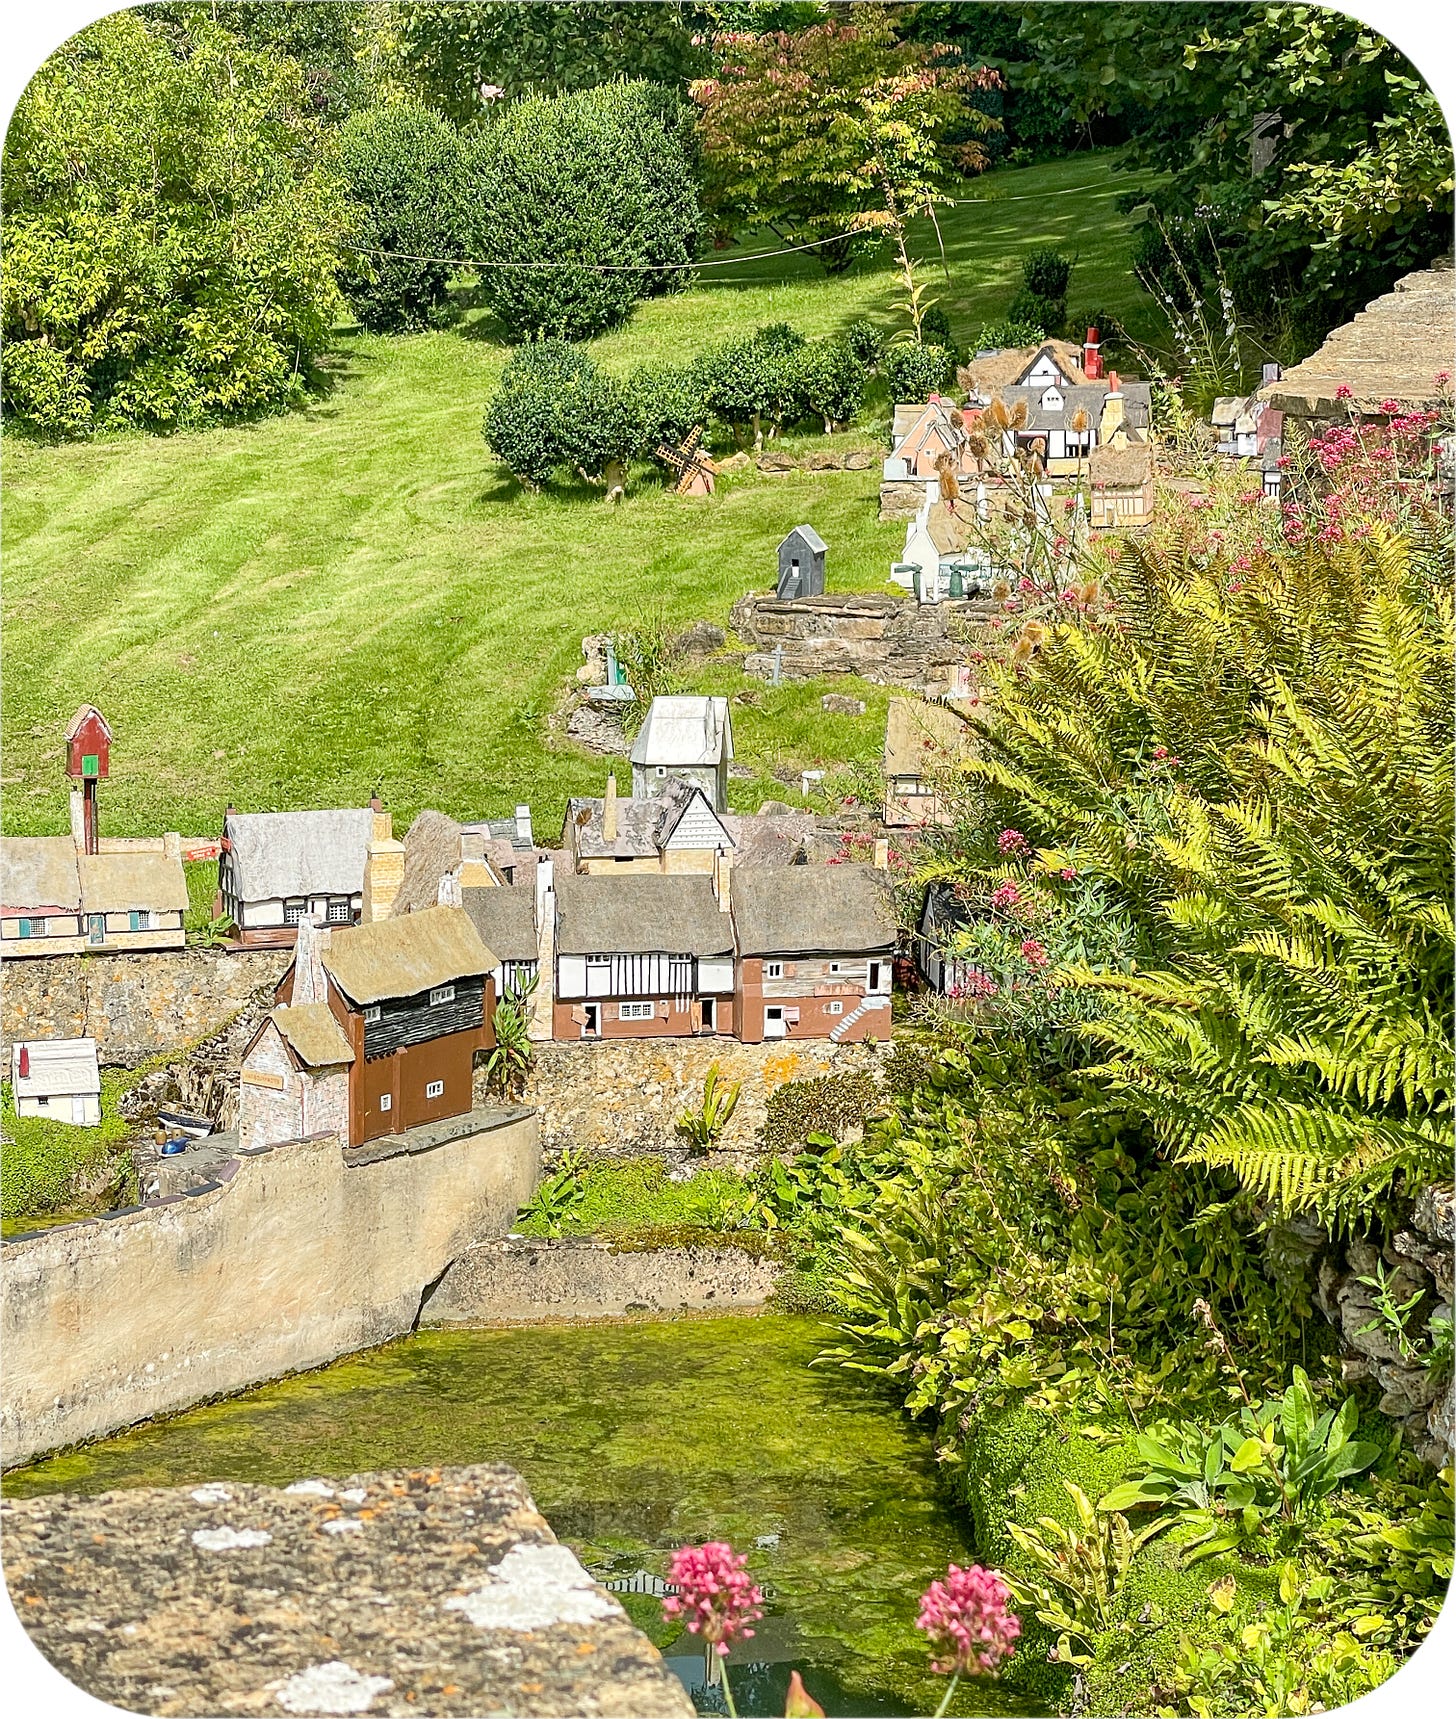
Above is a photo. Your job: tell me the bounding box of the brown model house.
[1089,440,1155,529]
[733,865,896,1044]
[551,873,736,1040]
[272,906,497,1146]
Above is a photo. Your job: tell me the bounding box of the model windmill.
[655,425,715,496]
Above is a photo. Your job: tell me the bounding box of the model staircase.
[829,993,890,1042]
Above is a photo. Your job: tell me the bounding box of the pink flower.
[996,828,1030,857]
[1379,398,1402,416]
[1059,867,1078,881]
[990,881,1021,911]
[1020,938,1049,968]
[1335,384,1353,401]
[917,1564,1020,1678]
[662,1543,764,1655]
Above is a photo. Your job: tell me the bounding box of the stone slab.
[3,1464,693,1718]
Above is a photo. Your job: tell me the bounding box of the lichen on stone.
[444,1543,619,1631]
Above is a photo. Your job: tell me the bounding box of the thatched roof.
[1259,264,1454,419]
[1089,441,1153,488]
[79,851,188,914]
[223,809,374,901]
[1,837,82,911]
[959,340,1090,397]
[322,906,494,1005]
[732,864,896,957]
[271,1004,354,1068]
[462,885,539,963]
[554,874,732,958]
[394,809,464,915]
[884,698,972,778]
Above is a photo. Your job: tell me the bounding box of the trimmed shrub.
[631,361,707,452]
[845,318,886,371]
[760,1072,880,1154]
[696,322,808,445]
[971,316,1048,351]
[920,304,956,358]
[335,100,470,332]
[884,341,955,401]
[1007,246,1072,339]
[469,81,702,341]
[797,336,867,432]
[483,339,593,488]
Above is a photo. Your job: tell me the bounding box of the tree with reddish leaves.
[691,8,1001,276]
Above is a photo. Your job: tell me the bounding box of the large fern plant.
[957,516,1453,1226]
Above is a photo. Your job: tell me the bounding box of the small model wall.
[1,946,291,1064]
[1,1111,538,1465]
[730,591,996,692]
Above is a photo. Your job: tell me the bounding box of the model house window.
[128,910,152,931]
[425,1080,444,1099]
[763,961,783,979]
[37,1095,50,1108]
[284,900,306,926]
[17,918,35,939]
[379,1093,392,1111]
[825,1001,844,1015]
[828,961,845,974]
[327,899,351,924]
[364,1005,381,1023]
[893,775,928,795]
[429,984,455,1006]
[869,962,884,991]
[656,766,667,777]
[619,1001,654,1020]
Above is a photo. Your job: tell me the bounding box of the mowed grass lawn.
[2,153,1162,841]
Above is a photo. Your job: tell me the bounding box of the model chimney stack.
[1082,326,1103,380]
[602,772,618,844]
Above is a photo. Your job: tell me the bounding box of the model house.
[9,1038,102,1126]
[992,368,1153,476]
[732,865,895,1043]
[462,883,540,1000]
[959,335,1098,405]
[777,526,827,598]
[916,882,988,997]
[238,1004,353,1152]
[551,873,735,1040]
[562,776,733,878]
[883,699,973,828]
[271,906,496,1146]
[892,488,1001,602]
[629,696,733,811]
[217,803,384,945]
[1211,378,1284,500]
[884,396,974,484]
[1,836,187,957]
[1089,441,1156,529]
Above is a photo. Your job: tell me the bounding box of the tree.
[335,101,471,332]
[797,336,866,433]
[2,10,346,436]
[1007,247,1072,339]
[691,9,1001,274]
[696,322,807,448]
[468,81,703,342]
[884,342,954,401]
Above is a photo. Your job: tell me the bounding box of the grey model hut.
[776,526,827,599]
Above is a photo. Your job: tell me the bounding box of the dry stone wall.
[1,946,290,1065]
[511,1037,891,1164]
[730,591,995,691]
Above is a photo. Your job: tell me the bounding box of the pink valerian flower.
[662,1543,764,1655]
[1020,938,1049,968]
[916,1564,1021,1677]
[1058,866,1078,881]
[1335,383,1354,401]
[996,828,1031,857]
[1379,398,1403,416]
[989,880,1021,911]
[953,969,999,1001]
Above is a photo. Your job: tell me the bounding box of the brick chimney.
[713,848,732,913]
[1082,326,1103,381]
[602,772,618,844]
[1099,371,1126,447]
[362,800,405,922]
[514,804,533,847]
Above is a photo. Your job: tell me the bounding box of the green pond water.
[6,1314,1039,1718]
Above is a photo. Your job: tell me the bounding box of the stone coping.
[3,1463,693,1718]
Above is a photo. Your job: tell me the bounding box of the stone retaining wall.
[423,1236,780,1325]
[730,590,994,692]
[1,1108,538,1466]
[1,946,290,1065]
[512,1037,890,1164]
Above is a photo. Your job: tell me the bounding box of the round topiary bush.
[483,338,594,488]
[335,100,471,332]
[884,341,956,401]
[468,81,702,341]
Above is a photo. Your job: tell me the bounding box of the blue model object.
[160,1137,189,1157]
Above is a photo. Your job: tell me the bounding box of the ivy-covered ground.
[0,1069,145,1233]
[1,152,1161,843]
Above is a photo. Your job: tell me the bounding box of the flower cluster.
[996,827,1031,857]
[1019,938,1049,968]
[662,1542,764,1654]
[916,1564,1021,1677]
[989,880,1021,912]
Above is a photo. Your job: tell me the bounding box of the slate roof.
[780,524,827,554]
[884,698,972,778]
[629,697,733,768]
[79,851,189,914]
[1259,264,1455,418]
[999,381,1152,435]
[462,885,539,964]
[322,906,495,1006]
[270,1004,354,1068]
[223,809,375,901]
[919,880,975,941]
[720,811,817,868]
[732,864,896,957]
[1,837,82,911]
[554,874,733,958]
[11,1037,100,1097]
[1089,441,1153,488]
[565,780,730,861]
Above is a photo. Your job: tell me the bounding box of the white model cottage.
[9,1038,102,1126]
[217,803,386,946]
[629,697,734,812]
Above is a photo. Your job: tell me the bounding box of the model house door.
[869,961,884,992]
[71,1096,87,1124]
[700,997,716,1033]
[87,913,105,945]
[582,1003,601,1039]
[764,1006,787,1040]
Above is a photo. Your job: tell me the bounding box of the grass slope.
[2,153,1160,840]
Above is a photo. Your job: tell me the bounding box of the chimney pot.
[602,773,618,844]
[369,794,383,812]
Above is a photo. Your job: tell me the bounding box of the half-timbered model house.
[1089,440,1156,530]
[217,802,389,946]
[629,696,733,811]
[732,865,896,1044]
[272,907,497,1146]
[462,884,540,1001]
[551,873,735,1041]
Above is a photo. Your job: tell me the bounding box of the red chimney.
[1107,370,1122,396]
[1083,326,1103,381]
[18,1046,30,1079]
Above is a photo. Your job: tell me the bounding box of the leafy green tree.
[174,1,380,119]
[335,101,471,331]
[691,9,1001,273]
[2,10,345,436]
[631,360,709,452]
[1007,245,1072,339]
[796,336,866,432]
[884,342,954,401]
[468,81,702,341]
[696,322,806,448]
